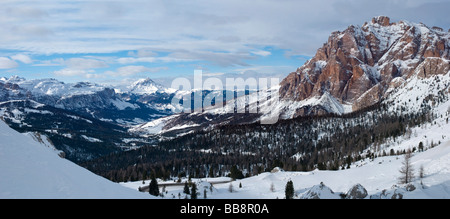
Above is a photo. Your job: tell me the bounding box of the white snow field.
[0,120,148,199]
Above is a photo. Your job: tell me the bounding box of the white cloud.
[85,73,106,79]
[33,58,65,67]
[1,0,449,70]
[251,50,271,57]
[106,65,168,77]
[11,54,33,64]
[51,57,109,78]
[137,49,157,58]
[0,57,19,69]
[203,72,225,77]
[65,58,108,70]
[117,56,195,65]
[54,68,88,77]
[117,57,156,65]
[233,65,296,77]
[53,68,107,79]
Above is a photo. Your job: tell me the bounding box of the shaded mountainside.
[0,100,156,162]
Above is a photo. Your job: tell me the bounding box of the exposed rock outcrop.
[279,16,450,115]
[345,183,368,199]
[300,182,340,199]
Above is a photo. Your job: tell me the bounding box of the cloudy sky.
[0,0,449,84]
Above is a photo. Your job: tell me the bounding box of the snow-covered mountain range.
[132,16,450,137]
[0,76,176,126]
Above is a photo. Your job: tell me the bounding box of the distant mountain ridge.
[0,76,176,125]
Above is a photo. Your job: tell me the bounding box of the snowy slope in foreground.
[0,120,148,199]
[243,139,449,199]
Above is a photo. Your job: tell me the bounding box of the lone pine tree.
[148,176,160,196]
[191,183,198,199]
[183,181,190,195]
[285,180,294,199]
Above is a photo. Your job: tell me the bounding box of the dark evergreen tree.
[285,180,294,199]
[209,167,214,178]
[183,182,190,194]
[148,177,160,196]
[390,148,395,156]
[191,183,198,199]
[230,165,244,180]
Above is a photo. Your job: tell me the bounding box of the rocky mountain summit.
[279,16,449,116]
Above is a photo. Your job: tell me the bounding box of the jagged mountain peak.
[371,16,391,26]
[73,81,99,88]
[279,17,449,116]
[127,77,175,95]
[132,77,157,86]
[2,75,27,83]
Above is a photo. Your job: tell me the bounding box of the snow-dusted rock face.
[299,182,340,199]
[0,76,138,110]
[126,78,174,95]
[345,183,368,199]
[279,16,450,116]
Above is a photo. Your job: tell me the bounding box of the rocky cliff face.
[279,16,450,115]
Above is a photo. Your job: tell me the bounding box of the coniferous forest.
[82,102,435,183]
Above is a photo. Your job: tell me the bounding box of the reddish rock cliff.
[279,16,450,114]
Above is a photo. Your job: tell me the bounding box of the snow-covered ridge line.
[1,75,175,99]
